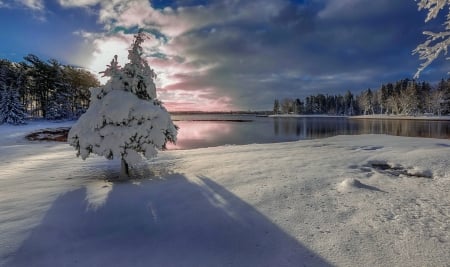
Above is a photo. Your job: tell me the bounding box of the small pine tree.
[45,88,72,120]
[68,31,178,178]
[0,87,27,125]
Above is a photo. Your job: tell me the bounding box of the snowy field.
[1,121,449,266]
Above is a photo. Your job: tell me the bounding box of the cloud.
[18,0,44,10]
[0,0,44,10]
[55,0,449,111]
[58,0,102,6]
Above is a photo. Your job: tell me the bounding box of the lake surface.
[167,115,450,150]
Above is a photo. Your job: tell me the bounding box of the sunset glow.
[165,120,233,149]
[1,0,449,111]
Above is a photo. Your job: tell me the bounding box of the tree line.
[273,78,450,116]
[0,55,100,124]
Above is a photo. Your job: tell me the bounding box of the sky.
[0,0,449,111]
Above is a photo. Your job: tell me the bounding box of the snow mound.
[337,178,384,193]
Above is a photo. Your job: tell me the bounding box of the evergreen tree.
[63,66,100,117]
[0,87,27,125]
[45,88,72,120]
[68,31,178,178]
[378,85,388,114]
[294,98,304,114]
[273,99,280,114]
[45,63,73,120]
[359,89,374,115]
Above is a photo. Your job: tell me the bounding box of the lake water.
[167,114,450,150]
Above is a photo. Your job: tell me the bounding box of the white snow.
[1,122,450,266]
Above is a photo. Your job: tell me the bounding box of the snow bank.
[1,122,449,266]
[351,114,450,121]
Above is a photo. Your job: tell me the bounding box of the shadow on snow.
[8,174,331,267]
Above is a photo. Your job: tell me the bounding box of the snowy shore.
[1,122,449,266]
[270,113,450,121]
[351,114,450,121]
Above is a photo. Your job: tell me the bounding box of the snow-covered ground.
[1,121,449,266]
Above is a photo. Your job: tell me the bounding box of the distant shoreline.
[269,114,348,118]
[268,114,450,121]
[350,115,450,121]
[173,113,450,121]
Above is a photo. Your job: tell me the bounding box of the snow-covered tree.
[68,31,178,178]
[0,87,27,125]
[45,89,72,120]
[413,0,450,78]
[398,84,420,115]
[358,89,374,115]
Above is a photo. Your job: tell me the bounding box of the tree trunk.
[120,158,130,179]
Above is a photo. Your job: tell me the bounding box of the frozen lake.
[168,114,450,149]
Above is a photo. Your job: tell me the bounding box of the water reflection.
[273,117,356,138]
[274,117,450,139]
[168,115,450,150]
[355,119,450,138]
[167,121,232,150]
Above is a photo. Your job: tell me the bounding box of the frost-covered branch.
[416,0,448,21]
[414,0,450,78]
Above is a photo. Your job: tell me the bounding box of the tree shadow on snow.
[8,175,331,267]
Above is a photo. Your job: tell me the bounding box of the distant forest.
[0,55,100,123]
[273,78,450,116]
[2,54,450,124]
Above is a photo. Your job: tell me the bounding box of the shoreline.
[269,114,450,121]
[269,114,348,118]
[350,114,450,121]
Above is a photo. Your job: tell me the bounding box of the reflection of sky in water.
[167,121,233,150]
[167,115,450,150]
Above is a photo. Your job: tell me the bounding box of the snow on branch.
[417,0,448,21]
[68,31,178,178]
[414,0,450,78]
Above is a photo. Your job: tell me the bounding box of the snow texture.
[1,121,450,267]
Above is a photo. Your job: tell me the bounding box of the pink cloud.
[69,0,258,112]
